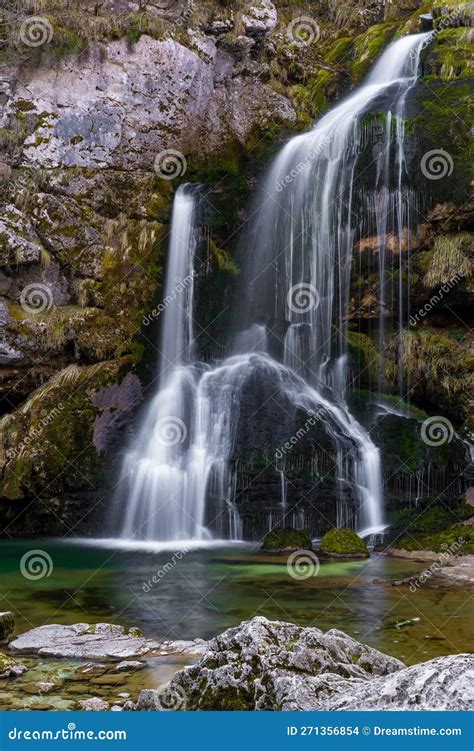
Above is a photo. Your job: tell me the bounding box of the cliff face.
[0,0,472,535]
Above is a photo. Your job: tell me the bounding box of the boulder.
[9,623,160,661]
[169,616,403,710]
[319,528,369,558]
[168,617,474,711]
[320,655,474,711]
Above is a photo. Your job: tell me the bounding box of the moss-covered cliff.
[0,0,472,536]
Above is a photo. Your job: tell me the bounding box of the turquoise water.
[1,539,472,666]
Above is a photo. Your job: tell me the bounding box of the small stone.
[78,697,109,711]
[37,682,56,693]
[0,653,28,679]
[115,660,145,672]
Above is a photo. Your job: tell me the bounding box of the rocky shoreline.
[1,614,473,712]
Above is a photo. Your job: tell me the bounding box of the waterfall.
[113,33,431,543]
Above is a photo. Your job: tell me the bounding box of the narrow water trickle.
[112,33,432,543]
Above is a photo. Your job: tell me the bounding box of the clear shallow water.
[1,539,472,667]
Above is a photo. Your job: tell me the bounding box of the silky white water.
[113,34,431,542]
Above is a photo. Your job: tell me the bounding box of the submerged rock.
[9,623,160,661]
[169,616,403,710]
[168,617,474,711]
[319,528,369,558]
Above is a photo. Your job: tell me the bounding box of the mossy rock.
[320,528,369,558]
[261,527,312,552]
[0,612,15,643]
[396,524,474,554]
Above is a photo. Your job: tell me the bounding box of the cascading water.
[113,33,431,543]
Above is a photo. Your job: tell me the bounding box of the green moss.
[351,23,398,80]
[261,527,312,551]
[397,524,474,553]
[320,528,369,557]
[426,28,474,80]
[347,331,382,389]
[388,503,473,538]
[1,359,132,501]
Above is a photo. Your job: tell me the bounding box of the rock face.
[169,617,474,711]
[9,623,160,660]
[170,616,403,710]
[0,0,472,536]
[13,35,294,171]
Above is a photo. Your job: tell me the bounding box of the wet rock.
[158,639,208,656]
[9,623,160,661]
[320,655,474,711]
[0,611,15,642]
[115,660,145,672]
[0,652,28,678]
[78,697,109,711]
[36,681,56,694]
[169,616,403,710]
